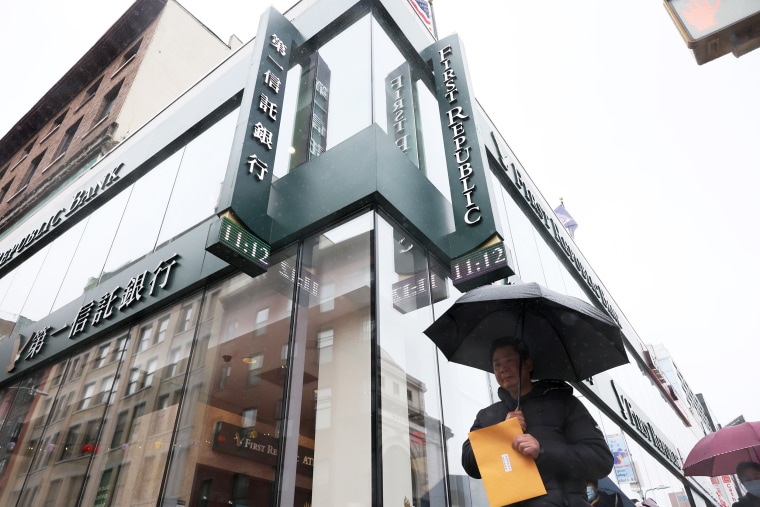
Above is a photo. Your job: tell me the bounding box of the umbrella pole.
[515,307,526,410]
[517,361,522,410]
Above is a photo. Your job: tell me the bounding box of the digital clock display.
[450,241,514,291]
[206,216,270,278]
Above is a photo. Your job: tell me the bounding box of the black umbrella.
[423,282,628,404]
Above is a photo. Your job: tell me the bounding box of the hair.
[489,337,530,362]
[737,461,760,481]
[586,479,599,488]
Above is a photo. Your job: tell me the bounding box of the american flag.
[408,0,433,33]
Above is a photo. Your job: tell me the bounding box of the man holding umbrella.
[461,337,614,507]
[734,462,760,507]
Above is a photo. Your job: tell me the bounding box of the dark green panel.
[206,215,270,278]
[268,124,454,261]
[216,8,305,241]
[421,35,504,258]
[0,219,221,384]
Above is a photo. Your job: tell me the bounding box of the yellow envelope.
[468,417,547,506]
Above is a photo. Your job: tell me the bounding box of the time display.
[450,241,514,291]
[206,216,270,278]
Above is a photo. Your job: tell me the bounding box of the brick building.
[0,0,236,235]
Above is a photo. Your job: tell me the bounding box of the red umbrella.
[683,421,760,477]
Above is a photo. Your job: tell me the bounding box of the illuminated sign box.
[206,215,270,278]
[664,0,760,64]
[450,240,514,292]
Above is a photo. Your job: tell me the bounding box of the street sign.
[664,0,760,64]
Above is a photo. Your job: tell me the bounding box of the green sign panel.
[450,240,514,291]
[206,216,270,278]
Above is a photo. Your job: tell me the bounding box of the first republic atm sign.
[664,0,760,64]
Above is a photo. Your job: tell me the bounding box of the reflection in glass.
[162,250,297,506]
[99,152,182,279]
[20,221,86,322]
[52,190,131,313]
[415,80,449,198]
[0,245,49,324]
[0,342,114,507]
[156,108,238,247]
[286,15,372,172]
[288,212,374,507]
[376,216,449,506]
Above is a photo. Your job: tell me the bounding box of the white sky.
[1,0,758,427]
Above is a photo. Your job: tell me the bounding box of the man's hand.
[506,409,527,431]
[512,433,541,459]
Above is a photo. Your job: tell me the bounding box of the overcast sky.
[1,0,758,427]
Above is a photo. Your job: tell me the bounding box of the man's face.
[740,467,760,484]
[492,345,532,392]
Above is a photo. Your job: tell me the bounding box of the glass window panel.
[415,79,449,199]
[285,15,372,171]
[0,244,49,323]
[161,250,297,507]
[20,220,87,322]
[500,188,548,285]
[100,151,182,279]
[78,294,202,506]
[52,190,131,312]
[371,17,406,136]
[287,212,374,507]
[375,216,448,506]
[0,335,119,507]
[273,64,303,179]
[321,16,372,149]
[156,108,238,247]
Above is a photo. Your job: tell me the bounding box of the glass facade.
[0,2,722,507]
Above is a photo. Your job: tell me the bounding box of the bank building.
[0,0,738,506]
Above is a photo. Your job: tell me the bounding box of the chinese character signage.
[4,254,179,374]
[289,52,331,169]
[0,222,220,383]
[216,8,304,243]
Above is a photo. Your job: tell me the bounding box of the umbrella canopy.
[683,421,760,476]
[423,282,628,381]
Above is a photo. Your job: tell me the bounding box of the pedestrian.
[587,479,620,507]
[462,336,614,507]
[733,461,760,507]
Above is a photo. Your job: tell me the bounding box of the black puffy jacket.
[462,380,613,507]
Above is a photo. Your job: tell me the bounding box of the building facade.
[0,0,234,235]
[0,1,728,506]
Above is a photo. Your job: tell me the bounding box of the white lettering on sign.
[438,45,481,226]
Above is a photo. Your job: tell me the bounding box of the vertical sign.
[216,8,304,241]
[422,35,511,290]
[289,53,331,169]
[606,433,637,484]
[385,62,420,168]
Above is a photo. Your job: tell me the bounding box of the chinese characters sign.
[216,8,304,244]
[6,254,179,373]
